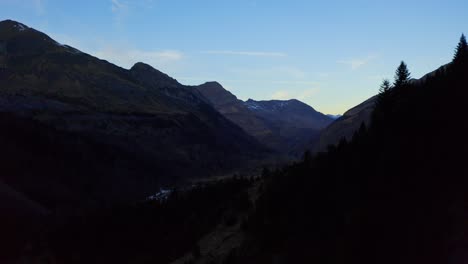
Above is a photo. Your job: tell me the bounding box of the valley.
[0,12,467,264]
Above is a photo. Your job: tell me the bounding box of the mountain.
[226,42,468,264]
[3,18,467,264]
[0,20,267,210]
[326,114,342,119]
[314,62,453,153]
[315,96,377,152]
[195,82,333,155]
[244,98,333,154]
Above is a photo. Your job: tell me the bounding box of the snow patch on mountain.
[245,100,263,110]
[147,189,172,202]
[13,23,27,32]
[244,99,293,112]
[327,114,342,120]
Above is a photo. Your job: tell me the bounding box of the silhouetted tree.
[303,150,312,163]
[358,122,367,135]
[453,34,468,63]
[338,137,348,148]
[394,61,411,87]
[379,79,392,94]
[373,79,392,127]
[192,244,201,259]
[261,167,271,178]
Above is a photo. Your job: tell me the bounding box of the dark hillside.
[0,19,268,208]
[232,38,468,264]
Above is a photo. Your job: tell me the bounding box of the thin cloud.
[338,55,378,70]
[111,0,157,25]
[228,66,308,81]
[271,90,291,100]
[201,50,287,57]
[297,88,320,100]
[111,0,127,13]
[270,88,320,101]
[2,0,45,14]
[93,47,184,69]
[140,0,156,8]
[111,0,156,12]
[178,78,319,86]
[33,0,44,14]
[271,80,319,85]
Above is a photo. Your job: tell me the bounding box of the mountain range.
[0,19,335,210]
[2,18,467,264]
[196,81,333,155]
[0,19,271,208]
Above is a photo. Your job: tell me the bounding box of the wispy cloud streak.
[338,54,378,70]
[201,50,287,57]
[111,0,127,12]
[271,88,320,101]
[93,47,183,69]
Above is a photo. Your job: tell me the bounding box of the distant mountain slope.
[195,82,333,155]
[244,98,331,130]
[244,98,333,154]
[315,96,377,152]
[195,82,276,147]
[311,63,451,151]
[0,20,267,209]
[327,114,342,120]
[314,63,452,153]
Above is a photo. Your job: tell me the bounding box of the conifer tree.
[394,61,411,87]
[303,150,312,164]
[379,79,392,94]
[453,34,468,63]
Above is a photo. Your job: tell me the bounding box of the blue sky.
[1,0,467,114]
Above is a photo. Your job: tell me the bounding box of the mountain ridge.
[195,82,333,155]
[0,19,269,209]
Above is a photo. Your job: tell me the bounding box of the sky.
[1,0,467,114]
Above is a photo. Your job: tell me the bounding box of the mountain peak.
[0,19,28,29]
[0,19,59,55]
[203,81,222,86]
[130,62,174,80]
[130,62,181,89]
[0,20,31,37]
[196,82,239,107]
[0,20,31,35]
[131,62,154,71]
[198,81,225,91]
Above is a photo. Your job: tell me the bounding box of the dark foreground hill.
[314,63,452,153]
[315,96,376,151]
[229,38,468,264]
